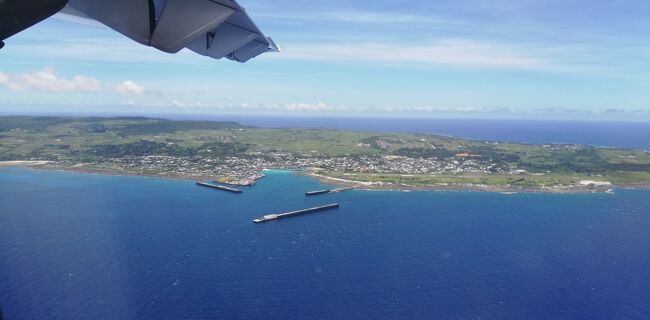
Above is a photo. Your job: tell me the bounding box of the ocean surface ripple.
[1,168,650,319]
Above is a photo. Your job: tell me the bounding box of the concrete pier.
[196,181,243,193]
[253,203,339,223]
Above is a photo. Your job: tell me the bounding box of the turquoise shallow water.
[1,167,650,319]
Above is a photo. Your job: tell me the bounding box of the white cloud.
[236,102,345,112]
[371,106,512,114]
[275,39,559,71]
[114,80,145,95]
[0,67,102,92]
[53,12,107,28]
[211,102,507,114]
[131,100,345,112]
[171,100,186,108]
[323,12,450,24]
[283,102,338,111]
[259,10,457,26]
[230,103,515,115]
[8,36,205,65]
[146,99,209,109]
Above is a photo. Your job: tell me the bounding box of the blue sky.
[1,0,650,119]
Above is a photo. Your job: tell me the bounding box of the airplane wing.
[0,0,278,62]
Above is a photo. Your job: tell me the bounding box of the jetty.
[253,203,339,223]
[305,187,354,196]
[196,181,243,193]
[305,189,330,196]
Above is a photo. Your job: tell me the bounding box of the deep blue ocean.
[1,168,650,319]
[184,116,650,151]
[17,113,650,149]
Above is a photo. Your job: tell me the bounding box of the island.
[1,116,649,193]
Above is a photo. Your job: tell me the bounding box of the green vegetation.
[1,116,649,189]
[323,171,650,189]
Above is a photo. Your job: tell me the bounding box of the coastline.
[0,160,51,167]
[2,161,648,194]
[301,172,643,194]
[0,161,217,183]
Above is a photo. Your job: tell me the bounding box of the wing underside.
[62,0,278,62]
